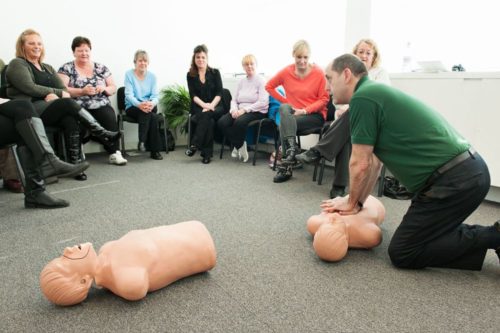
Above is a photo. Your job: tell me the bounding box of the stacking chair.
[0,144,25,188]
[116,87,168,154]
[45,126,68,161]
[219,116,279,170]
[377,165,387,197]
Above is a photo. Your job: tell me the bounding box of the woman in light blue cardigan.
[124,50,163,160]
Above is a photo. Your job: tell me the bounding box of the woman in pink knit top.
[265,40,329,183]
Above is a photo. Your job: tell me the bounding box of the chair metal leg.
[313,159,319,182]
[377,165,386,197]
[219,135,225,159]
[8,144,26,188]
[161,119,168,154]
[272,126,279,171]
[58,132,68,162]
[252,122,263,166]
[118,116,128,156]
[187,114,192,148]
[317,158,326,185]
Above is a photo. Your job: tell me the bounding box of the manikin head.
[40,243,98,306]
[312,214,349,262]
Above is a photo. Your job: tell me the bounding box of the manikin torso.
[40,221,216,305]
[95,223,216,301]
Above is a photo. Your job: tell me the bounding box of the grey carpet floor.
[1,149,499,333]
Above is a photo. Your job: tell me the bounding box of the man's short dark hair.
[331,54,368,77]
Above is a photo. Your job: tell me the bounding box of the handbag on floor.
[383,176,412,200]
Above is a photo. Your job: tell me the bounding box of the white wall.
[371,0,500,72]
[0,0,347,92]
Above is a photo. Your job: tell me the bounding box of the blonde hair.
[352,38,381,68]
[292,40,310,57]
[241,54,257,66]
[39,259,90,306]
[15,29,45,62]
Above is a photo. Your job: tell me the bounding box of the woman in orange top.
[265,40,329,183]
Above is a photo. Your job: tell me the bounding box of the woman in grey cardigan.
[6,29,120,180]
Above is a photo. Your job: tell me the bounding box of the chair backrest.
[326,96,336,121]
[117,86,126,113]
[0,64,8,99]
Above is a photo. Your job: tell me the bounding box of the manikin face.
[195,52,207,70]
[135,56,149,72]
[73,44,91,64]
[354,42,374,70]
[243,61,256,77]
[327,67,351,105]
[63,242,94,259]
[23,34,43,61]
[61,242,97,287]
[294,51,310,72]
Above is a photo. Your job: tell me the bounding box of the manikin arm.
[110,267,149,301]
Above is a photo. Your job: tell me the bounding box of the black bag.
[146,128,175,152]
[166,129,175,151]
[383,176,412,200]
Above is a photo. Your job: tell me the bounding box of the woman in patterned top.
[58,36,127,167]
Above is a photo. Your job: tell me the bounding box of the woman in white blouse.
[217,55,269,162]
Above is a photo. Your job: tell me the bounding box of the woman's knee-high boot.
[16,145,69,209]
[77,109,121,143]
[15,118,89,179]
[68,131,87,181]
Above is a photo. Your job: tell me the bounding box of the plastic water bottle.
[402,42,413,72]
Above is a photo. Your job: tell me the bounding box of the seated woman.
[0,59,23,193]
[265,39,329,183]
[40,220,216,306]
[124,50,163,160]
[185,44,227,164]
[296,38,391,198]
[307,195,385,262]
[0,98,89,208]
[6,29,120,181]
[217,54,268,162]
[58,36,127,167]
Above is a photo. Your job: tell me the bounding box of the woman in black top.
[0,98,89,208]
[185,44,226,164]
[6,29,120,180]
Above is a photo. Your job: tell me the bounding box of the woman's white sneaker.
[231,147,238,158]
[109,151,127,165]
[238,142,249,163]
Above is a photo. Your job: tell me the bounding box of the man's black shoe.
[330,186,346,199]
[273,166,292,183]
[296,149,321,164]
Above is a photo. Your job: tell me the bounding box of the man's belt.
[426,148,477,186]
[436,148,476,175]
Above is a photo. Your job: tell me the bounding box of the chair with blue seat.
[218,109,279,169]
